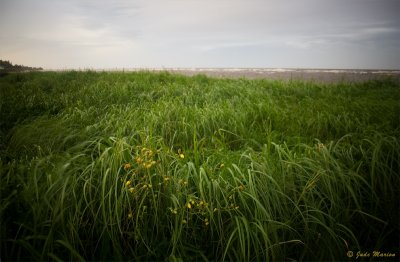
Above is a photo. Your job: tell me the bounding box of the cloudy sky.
[1,0,399,69]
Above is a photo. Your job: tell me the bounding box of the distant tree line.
[0,60,43,73]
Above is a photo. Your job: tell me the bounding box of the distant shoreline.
[44,68,400,83]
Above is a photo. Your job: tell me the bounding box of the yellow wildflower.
[220,163,225,168]
[239,185,245,191]
[142,147,153,157]
[135,156,143,164]
[129,188,135,194]
[124,163,132,171]
[187,202,192,209]
[198,201,207,208]
[125,181,132,187]
[177,148,185,159]
[141,147,147,154]
[316,143,325,151]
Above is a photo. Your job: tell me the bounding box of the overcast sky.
[1,0,399,69]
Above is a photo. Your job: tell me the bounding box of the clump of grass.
[1,71,399,261]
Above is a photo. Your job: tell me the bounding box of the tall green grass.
[1,71,399,261]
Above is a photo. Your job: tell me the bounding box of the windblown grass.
[1,71,399,261]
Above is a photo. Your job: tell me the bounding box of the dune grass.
[1,71,399,261]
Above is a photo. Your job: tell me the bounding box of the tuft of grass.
[1,71,399,261]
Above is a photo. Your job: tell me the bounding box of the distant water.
[159,68,400,83]
[169,68,400,75]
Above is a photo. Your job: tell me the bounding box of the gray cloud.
[0,0,399,69]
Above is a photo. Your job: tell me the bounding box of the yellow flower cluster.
[186,201,193,209]
[124,163,132,171]
[178,179,188,186]
[185,199,209,210]
[121,146,161,200]
[134,147,158,169]
[316,142,325,151]
[121,146,238,227]
[169,207,178,214]
[197,200,208,209]
[142,184,152,189]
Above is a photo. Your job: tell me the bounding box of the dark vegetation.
[0,60,43,76]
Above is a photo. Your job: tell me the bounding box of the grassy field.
[1,71,399,261]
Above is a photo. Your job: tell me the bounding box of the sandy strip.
[161,68,400,83]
